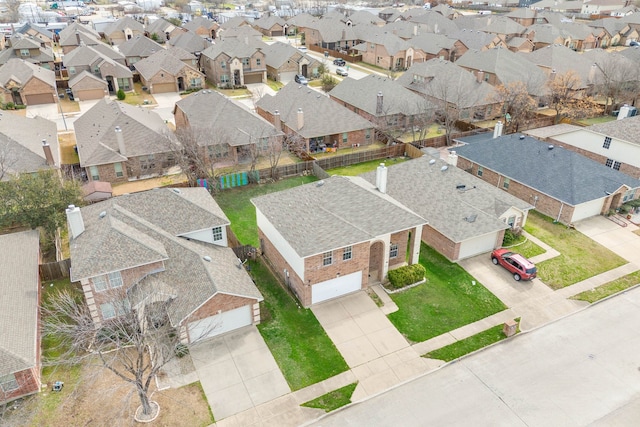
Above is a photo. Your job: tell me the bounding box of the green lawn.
[577,115,616,125]
[266,79,284,91]
[388,244,507,343]
[424,324,510,362]
[507,238,546,259]
[524,211,627,289]
[327,157,408,176]
[571,270,640,303]
[251,259,349,390]
[301,383,358,412]
[214,176,317,247]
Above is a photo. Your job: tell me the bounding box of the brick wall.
[259,229,308,305]
[186,293,259,324]
[89,163,128,184]
[0,367,40,404]
[422,224,460,261]
[389,230,409,268]
[23,76,56,100]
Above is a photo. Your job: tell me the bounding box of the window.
[484,73,490,82]
[93,272,123,292]
[101,303,116,319]
[507,216,516,227]
[342,132,348,144]
[322,251,333,266]
[212,226,223,241]
[114,162,124,177]
[108,271,123,288]
[477,166,483,177]
[256,58,261,66]
[69,66,76,74]
[0,374,19,393]
[20,49,30,57]
[389,244,398,258]
[207,144,228,159]
[100,299,130,320]
[242,57,250,67]
[623,189,635,202]
[117,78,131,91]
[89,165,99,181]
[221,74,229,83]
[366,128,371,139]
[343,246,352,261]
[221,61,226,69]
[605,159,621,170]
[140,154,155,171]
[503,178,510,189]
[93,65,100,74]
[93,275,108,291]
[603,136,612,149]
[190,77,202,88]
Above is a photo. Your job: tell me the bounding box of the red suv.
[491,249,537,281]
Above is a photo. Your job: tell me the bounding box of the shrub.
[502,228,521,246]
[387,264,426,289]
[175,343,189,358]
[321,74,338,92]
[116,89,126,100]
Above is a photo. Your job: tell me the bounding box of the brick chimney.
[297,108,304,130]
[42,139,55,166]
[376,91,383,116]
[115,126,126,156]
[274,110,281,131]
[75,31,81,45]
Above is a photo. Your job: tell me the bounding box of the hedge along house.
[252,173,427,307]
[453,133,640,225]
[66,187,263,343]
[361,154,533,262]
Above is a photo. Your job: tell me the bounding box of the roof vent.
[456,184,466,190]
[317,180,325,187]
[464,214,477,223]
[203,256,212,262]
[548,145,554,150]
[429,159,436,165]
[519,135,525,140]
[441,165,448,172]
[99,211,107,219]
[172,188,181,194]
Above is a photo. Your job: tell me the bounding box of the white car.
[336,67,348,77]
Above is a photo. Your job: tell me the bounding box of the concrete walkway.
[214,216,640,426]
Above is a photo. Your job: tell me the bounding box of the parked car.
[335,67,348,77]
[491,248,537,281]
[333,58,346,66]
[294,74,308,85]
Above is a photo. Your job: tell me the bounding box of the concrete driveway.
[574,215,640,264]
[150,92,182,125]
[189,326,290,421]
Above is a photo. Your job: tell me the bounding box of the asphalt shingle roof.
[116,35,164,58]
[0,114,58,179]
[454,133,640,206]
[0,230,40,376]
[251,175,427,258]
[587,115,640,145]
[134,48,200,80]
[167,31,211,54]
[0,58,56,89]
[256,83,374,138]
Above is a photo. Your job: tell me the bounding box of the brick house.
[145,18,188,44]
[252,174,427,307]
[68,71,109,101]
[256,82,376,153]
[103,16,145,45]
[173,90,283,165]
[66,188,263,343]
[58,23,103,54]
[62,45,134,95]
[453,133,640,225]
[200,38,267,87]
[0,58,57,105]
[262,41,320,82]
[74,98,176,184]
[134,48,204,94]
[353,31,425,70]
[116,35,165,68]
[15,23,55,48]
[0,33,55,69]
[0,230,41,404]
[183,16,220,40]
[409,33,468,62]
[251,15,286,37]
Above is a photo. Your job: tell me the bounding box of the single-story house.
[68,71,109,101]
[0,58,57,106]
[252,174,427,307]
[0,230,41,404]
[453,133,640,224]
[261,41,320,82]
[66,187,263,342]
[134,49,204,94]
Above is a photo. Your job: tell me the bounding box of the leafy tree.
[150,32,160,42]
[0,170,83,254]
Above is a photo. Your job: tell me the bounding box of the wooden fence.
[315,144,406,170]
[40,259,71,281]
[307,44,362,63]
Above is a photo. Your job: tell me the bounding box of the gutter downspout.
[556,203,564,223]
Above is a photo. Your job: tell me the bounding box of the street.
[309,285,640,427]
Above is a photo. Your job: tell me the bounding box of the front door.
[368,241,385,284]
[177,77,185,92]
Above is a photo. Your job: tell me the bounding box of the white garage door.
[572,198,605,223]
[458,233,500,260]
[312,271,362,305]
[188,305,252,342]
[279,71,297,84]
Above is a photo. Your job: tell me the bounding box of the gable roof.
[347,10,385,26]
[201,37,268,61]
[219,24,263,41]
[406,10,459,35]
[167,31,211,54]
[261,41,315,69]
[454,133,640,206]
[74,98,171,167]
[523,123,583,139]
[134,48,200,80]
[585,115,640,145]
[410,33,458,54]
[103,16,144,37]
[354,31,412,56]
[183,16,218,32]
[174,90,283,146]
[0,114,58,179]
[256,83,374,138]
[116,35,164,58]
[526,23,569,44]
[0,230,40,376]
[252,15,285,30]
[519,44,594,88]
[69,188,262,325]
[361,156,532,243]
[480,15,527,35]
[0,58,56,89]
[0,35,54,66]
[252,175,427,258]
[329,74,433,117]
[220,16,249,30]
[16,22,54,40]
[69,70,108,89]
[448,28,500,50]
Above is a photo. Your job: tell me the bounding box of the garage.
[188,304,252,342]
[458,232,500,260]
[271,30,283,37]
[571,198,605,222]
[312,271,362,305]
[243,73,263,84]
[74,88,107,101]
[279,71,297,83]
[151,82,176,93]
[24,93,55,105]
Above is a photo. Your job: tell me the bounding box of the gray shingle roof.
[103,16,144,37]
[69,188,261,325]
[252,175,427,258]
[454,133,640,206]
[219,25,264,41]
[62,45,130,79]
[74,98,171,167]
[448,29,499,51]
[183,16,218,32]
[16,22,54,40]
[329,74,432,117]
[586,115,640,145]
[519,44,594,88]
[252,15,285,30]
[261,41,316,69]
[407,10,459,35]
[0,114,58,179]
[134,48,200,80]
[361,156,531,243]
[355,31,412,56]
[0,37,53,66]
[256,83,374,138]
[0,58,56,89]
[167,31,211,54]
[523,123,582,139]
[0,230,40,376]
[409,33,457,54]
[116,35,164,58]
[69,70,108,89]
[174,90,283,147]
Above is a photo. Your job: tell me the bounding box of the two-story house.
[200,38,268,87]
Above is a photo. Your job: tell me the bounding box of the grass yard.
[213,87,252,98]
[577,115,616,125]
[524,211,627,289]
[121,82,157,106]
[571,270,640,303]
[506,238,546,259]
[327,157,408,176]
[301,383,358,412]
[424,324,511,362]
[57,132,79,165]
[388,244,507,343]
[250,259,349,390]
[266,79,284,91]
[214,176,317,247]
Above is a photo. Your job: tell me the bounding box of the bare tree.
[547,71,601,123]
[42,286,186,420]
[494,81,537,133]
[591,56,640,115]
[1,0,21,23]
[0,140,17,181]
